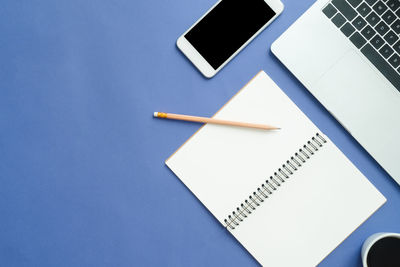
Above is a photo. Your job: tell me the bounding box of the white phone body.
[177,0,284,78]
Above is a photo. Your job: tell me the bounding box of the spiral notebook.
[166,71,386,266]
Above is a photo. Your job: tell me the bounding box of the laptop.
[271,0,400,185]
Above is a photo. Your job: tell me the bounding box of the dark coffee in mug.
[367,237,400,267]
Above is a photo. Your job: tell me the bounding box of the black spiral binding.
[224,133,327,230]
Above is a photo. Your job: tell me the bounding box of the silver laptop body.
[272,0,400,184]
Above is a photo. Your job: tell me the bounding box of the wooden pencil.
[153,112,280,130]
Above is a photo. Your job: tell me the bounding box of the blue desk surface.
[1,0,399,266]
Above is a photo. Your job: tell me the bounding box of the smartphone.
[177,0,284,78]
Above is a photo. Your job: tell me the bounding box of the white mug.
[361,232,400,267]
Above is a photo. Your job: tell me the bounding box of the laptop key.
[384,30,399,45]
[353,16,367,30]
[348,0,362,7]
[361,44,400,90]
[391,19,400,33]
[393,40,400,54]
[366,0,379,5]
[389,53,400,68]
[350,32,367,48]
[323,4,338,18]
[375,21,390,35]
[332,0,357,20]
[361,25,377,39]
[373,1,388,15]
[387,0,400,11]
[371,35,385,48]
[366,11,381,26]
[341,22,356,36]
[332,13,346,27]
[382,10,396,25]
[379,44,394,58]
[357,3,372,16]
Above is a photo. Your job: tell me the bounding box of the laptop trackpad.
[315,50,391,131]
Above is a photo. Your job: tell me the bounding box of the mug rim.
[362,232,400,267]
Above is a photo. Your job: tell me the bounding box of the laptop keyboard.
[323,0,400,89]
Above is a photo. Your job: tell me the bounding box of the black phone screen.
[185,0,276,70]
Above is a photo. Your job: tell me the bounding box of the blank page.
[230,140,385,266]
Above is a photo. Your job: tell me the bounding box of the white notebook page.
[231,140,386,266]
[166,71,385,266]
